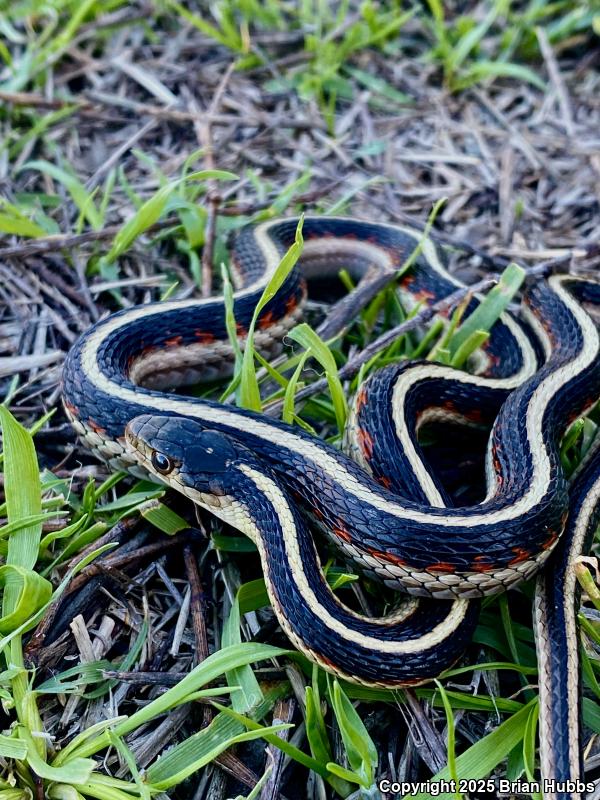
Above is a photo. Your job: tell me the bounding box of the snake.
[61,217,600,797]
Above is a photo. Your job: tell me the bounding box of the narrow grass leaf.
[105,170,236,263]
[106,731,151,800]
[522,702,540,792]
[57,642,289,761]
[0,407,42,612]
[222,596,263,713]
[212,702,329,778]
[0,735,27,759]
[221,263,243,370]
[139,501,188,534]
[457,61,546,91]
[286,324,347,431]
[19,161,102,230]
[145,713,290,790]
[411,701,536,800]
[450,330,489,368]
[434,680,461,799]
[448,263,525,360]
[329,679,377,787]
[283,353,309,424]
[239,217,304,410]
[19,728,95,783]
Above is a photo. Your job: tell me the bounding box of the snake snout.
[125,413,160,443]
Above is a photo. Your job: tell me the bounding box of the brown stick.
[189,62,236,298]
[183,545,210,664]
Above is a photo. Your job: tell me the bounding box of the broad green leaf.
[0,212,46,238]
[306,685,332,764]
[48,784,86,800]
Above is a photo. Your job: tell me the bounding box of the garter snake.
[62,217,600,798]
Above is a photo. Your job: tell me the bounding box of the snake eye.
[151,451,174,475]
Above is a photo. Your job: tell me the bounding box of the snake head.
[125,414,242,496]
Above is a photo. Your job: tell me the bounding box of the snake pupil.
[151,451,173,474]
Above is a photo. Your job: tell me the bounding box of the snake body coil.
[62,217,600,797]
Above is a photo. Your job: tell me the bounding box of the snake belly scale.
[62,217,600,793]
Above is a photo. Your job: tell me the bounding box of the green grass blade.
[0,407,42,592]
[411,701,536,800]
[222,595,264,713]
[19,160,102,230]
[56,642,289,762]
[286,323,347,432]
[239,217,304,410]
[144,712,291,790]
[447,263,525,361]
[434,680,462,800]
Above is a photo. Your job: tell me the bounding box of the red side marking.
[508,547,531,565]
[472,555,495,573]
[258,311,276,330]
[413,288,436,303]
[333,525,352,543]
[542,532,558,551]
[194,330,216,344]
[285,294,298,314]
[314,652,339,671]
[64,400,78,417]
[165,335,183,347]
[356,428,374,459]
[236,322,248,337]
[379,475,392,490]
[427,562,456,573]
[369,550,407,568]
[354,385,368,414]
[87,418,107,435]
[394,677,424,687]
